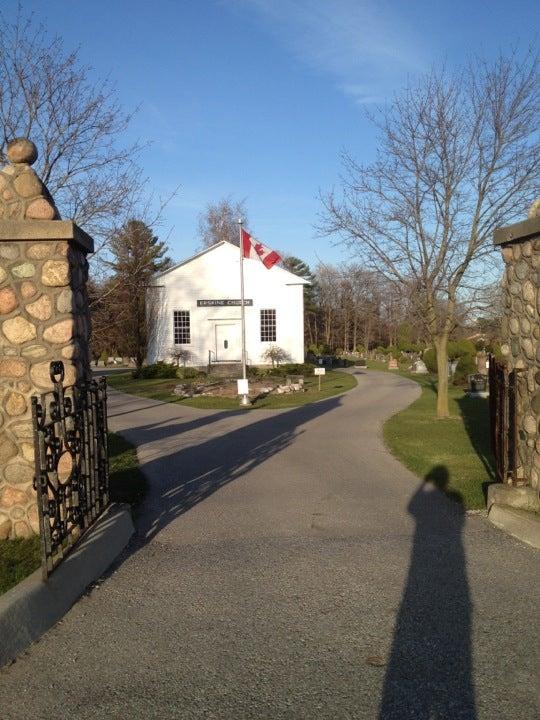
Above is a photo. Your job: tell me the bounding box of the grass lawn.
[107,370,357,410]
[368,361,495,509]
[0,535,41,596]
[0,431,146,596]
[108,432,148,507]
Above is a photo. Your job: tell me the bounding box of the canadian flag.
[241,228,281,270]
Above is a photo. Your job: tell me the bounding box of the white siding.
[147,242,307,366]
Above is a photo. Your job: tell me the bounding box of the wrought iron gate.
[488,355,518,485]
[32,361,109,578]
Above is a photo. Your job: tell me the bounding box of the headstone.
[476,353,488,375]
[413,359,428,374]
[388,357,398,370]
[467,373,488,396]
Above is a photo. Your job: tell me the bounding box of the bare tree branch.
[0,7,145,246]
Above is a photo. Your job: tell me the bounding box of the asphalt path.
[1,370,538,719]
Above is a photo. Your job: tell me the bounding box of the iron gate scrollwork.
[488,355,518,485]
[31,361,109,578]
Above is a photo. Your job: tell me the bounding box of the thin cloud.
[227,0,425,104]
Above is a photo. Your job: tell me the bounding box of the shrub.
[169,346,194,367]
[180,367,205,380]
[132,362,178,379]
[261,345,292,367]
[423,348,437,373]
[268,362,315,377]
[307,343,332,356]
[453,354,477,386]
[448,339,476,359]
[355,344,365,355]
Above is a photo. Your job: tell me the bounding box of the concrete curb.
[487,484,540,513]
[0,503,134,668]
[488,504,540,550]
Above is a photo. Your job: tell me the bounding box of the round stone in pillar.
[6,138,38,165]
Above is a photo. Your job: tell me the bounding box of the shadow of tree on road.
[119,395,342,547]
[379,465,476,719]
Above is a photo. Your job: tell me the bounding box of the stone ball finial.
[528,198,540,220]
[0,138,59,220]
[6,138,38,165]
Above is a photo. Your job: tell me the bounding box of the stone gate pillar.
[494,202,540,493]
[0,138,93,539]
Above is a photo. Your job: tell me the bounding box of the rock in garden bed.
[172,375,306,400]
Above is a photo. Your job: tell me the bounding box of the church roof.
[153,240,310,285]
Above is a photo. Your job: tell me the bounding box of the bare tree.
[88,277,123,364]
[170,347,194,367]
[261,345,291,367]
[321,52,540,417]
[0,8,143,245]
[315,264,341,348]
[197,197,248,249]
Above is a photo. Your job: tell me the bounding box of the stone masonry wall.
[499,232,540,490]
[0,236,91,539]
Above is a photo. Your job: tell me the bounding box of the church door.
[215,323,241,361]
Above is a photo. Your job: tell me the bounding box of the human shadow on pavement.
[123,395,343,547]
[379,465,476,720]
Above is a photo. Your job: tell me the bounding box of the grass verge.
[0,431,146,596]
[369,361,495,509]
[0,536,41,596]
[107,370,357,410]
[108,431,148,506]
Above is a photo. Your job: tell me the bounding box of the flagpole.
[238,218,249,406]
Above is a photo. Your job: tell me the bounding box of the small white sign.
[314,368,326,376]
[237,378,249,395]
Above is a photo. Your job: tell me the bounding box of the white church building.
[147,241,309,367]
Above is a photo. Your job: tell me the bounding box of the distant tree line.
[281,258,502,356]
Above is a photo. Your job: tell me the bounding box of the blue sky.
[20,0,538,267]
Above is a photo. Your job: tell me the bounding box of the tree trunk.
[434,335,449,419]
[134,295,146,370]
[364,319,372,353]
[325,311,331,345]
[307,313,314,345]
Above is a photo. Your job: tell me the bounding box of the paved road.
[1,371,539,719]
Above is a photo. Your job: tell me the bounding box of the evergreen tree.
[105,219,172,369]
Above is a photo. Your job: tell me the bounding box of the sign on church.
[197,299,253,307]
